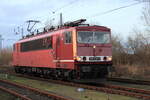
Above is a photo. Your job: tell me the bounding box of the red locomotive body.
[13,19,112,80]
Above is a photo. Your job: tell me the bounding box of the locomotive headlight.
[83,56,86,61]
[93,45,96,49]
[75,56,82,61]
[107,56,112,61]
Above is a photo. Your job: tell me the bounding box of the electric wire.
[86,2,142,19]
[14,1,147,37]
[30,0,80,23]
[52,0,80,14]
[15,0,80,35]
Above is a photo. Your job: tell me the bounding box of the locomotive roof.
[16,25,110,44]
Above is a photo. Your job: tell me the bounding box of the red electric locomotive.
[13,19,112,81]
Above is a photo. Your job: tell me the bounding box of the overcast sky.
[0,0,146,47]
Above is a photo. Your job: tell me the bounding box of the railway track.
[107,77,150,85]
[0,78,74,100]
[0,85,31,100]
[1,67,150,100]
[101,83,150,95]
[10,73,150,100]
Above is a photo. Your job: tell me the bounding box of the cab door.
[54,31,74,69]
[62,31,73,60]
[61,31,74,69]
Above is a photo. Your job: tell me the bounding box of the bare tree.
[136,0,150,30]
[0,48,12,65]
[126,26,150,65]
[111,34,128,65]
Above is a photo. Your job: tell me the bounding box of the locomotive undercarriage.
[14,64,111,81]
[14,66,76,80]
[76,64,111,80]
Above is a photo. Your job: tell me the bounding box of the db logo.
[99,49,102,52]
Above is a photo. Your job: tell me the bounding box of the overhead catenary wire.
[15,0,80,35]
[29,0,80,23]
[86,2,143,19]
[52,0,80,14]
[44,0,80,27]
[15,0,148,35]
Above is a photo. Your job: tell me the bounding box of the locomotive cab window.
[64,31,72,43]
[77,31,110,44]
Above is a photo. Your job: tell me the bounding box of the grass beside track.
[0,74,139,100]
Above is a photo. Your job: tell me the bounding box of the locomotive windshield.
[77,31,110,44]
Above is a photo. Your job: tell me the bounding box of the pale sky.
[0,0,146,47]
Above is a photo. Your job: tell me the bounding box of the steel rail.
[13,74,150,100]
[1,70,150,100]
[107,77,150,85]
[99,83,150,95]
[0,79,74,100]
[0,86,31,100]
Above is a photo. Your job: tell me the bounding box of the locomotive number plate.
[89,57,100,60]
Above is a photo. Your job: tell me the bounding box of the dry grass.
[115,64,150,80]
[0,48,12,66]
